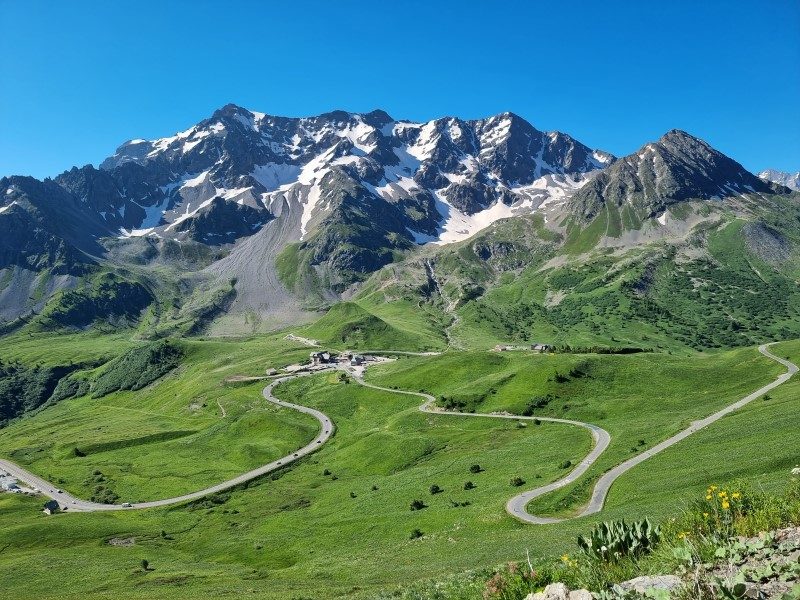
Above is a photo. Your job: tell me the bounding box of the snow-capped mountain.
[90,104,613,246]
[759,169,800,191]
[1,105,788,332]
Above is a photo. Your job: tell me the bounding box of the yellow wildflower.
[732,492,741,499]
[718,491,727,498]
[561,554,570,563]
[706,495,712,500]
[721,500,730,510]
[703,512,709,518]
[710,485,717,491]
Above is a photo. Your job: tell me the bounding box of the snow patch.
[251,163,302,192]
[406,121,439,161]
[337,117,377,153]
[430,190,516,245]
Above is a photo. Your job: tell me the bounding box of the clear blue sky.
[1,0,798,178]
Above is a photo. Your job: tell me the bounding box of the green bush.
[92,340,182,398]
[0,361,78,424]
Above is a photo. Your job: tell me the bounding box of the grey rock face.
[568,130,774,222]
[525,582,593,600]
[3,105,787,325]
[618,574,683,593]
[2,105,617,308]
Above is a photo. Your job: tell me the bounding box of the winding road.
[0,344,795,522]
[0,373,334,512]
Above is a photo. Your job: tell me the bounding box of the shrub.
[464,481,476,490]
[429,484,442,495]
[410,499,427,511]
[92,340,183,398]
[522,395,553,416]
[469,464,483,474]
[577,518,660,563]
[90,485,120,505]
[409,529,424,540]
[482,562,553,600]
[559,460,572,469]
[510,477,525,487]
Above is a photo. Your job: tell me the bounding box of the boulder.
[619,574,682,593]
[525,583,569,600]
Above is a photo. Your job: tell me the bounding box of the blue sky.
[1,0,798,178]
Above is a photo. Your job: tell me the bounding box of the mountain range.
[1,104,798,347]
[759,169,800,191]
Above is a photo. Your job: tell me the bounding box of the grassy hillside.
[348,196,800,352]
[0,335,795,599]
[300,301,446,351]
[367,346,784,517]
[599,338,800,516]
[0,333,319,501]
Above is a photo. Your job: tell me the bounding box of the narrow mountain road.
[0,344,794,521]
[354,343,796,523]
[567,343,798,521]
[351,375,611,524]
[0,373,334,512]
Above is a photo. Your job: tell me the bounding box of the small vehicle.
[56,489,63,493]
[121,502,132,508]
[293,453,298,457]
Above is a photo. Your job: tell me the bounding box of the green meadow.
[0,329,796,598]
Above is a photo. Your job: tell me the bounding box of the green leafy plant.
[577,519,661,563]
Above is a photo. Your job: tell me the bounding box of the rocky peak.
[567,129,773,221]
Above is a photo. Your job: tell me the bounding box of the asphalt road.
[352,375,611,525]
[0,372,334,512]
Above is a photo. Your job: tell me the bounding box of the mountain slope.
[2,108,796,345]
[350,133,800,351]
[566,130,776,223]
[1,105,614,332]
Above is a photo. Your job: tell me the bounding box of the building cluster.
[309,351,367,367]
[493,343,553,353]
